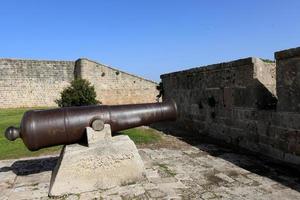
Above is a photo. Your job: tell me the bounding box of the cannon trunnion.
[5,101,177,151]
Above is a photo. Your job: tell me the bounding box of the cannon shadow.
[0,156,58,176]
[150,123,300,192]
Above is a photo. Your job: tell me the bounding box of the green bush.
[156,82,164,99]
[55,79,99,107]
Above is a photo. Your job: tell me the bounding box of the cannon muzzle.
[5,100,177,151]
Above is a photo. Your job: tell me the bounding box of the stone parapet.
[75,58,158,105]
[275,47,300,112]
[275,47,300,60]
[0,58,158,108]
[161,47,300,166]
[0,59,75,108]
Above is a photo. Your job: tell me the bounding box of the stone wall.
[161,47,300,166]
[0,58,158,108]
[0,59,75,108]
[75,59,157,105]
[275,47,300,112]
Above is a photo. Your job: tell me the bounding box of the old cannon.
[4,100,177,151]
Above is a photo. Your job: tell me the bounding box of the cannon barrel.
[4,100,177,151]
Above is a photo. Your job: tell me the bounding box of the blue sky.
[0,1,299,81]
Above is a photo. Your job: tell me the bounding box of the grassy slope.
[0,108,161,160]
[0,108,61,160]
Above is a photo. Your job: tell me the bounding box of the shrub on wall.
[156,82,164,100]
[55,79,99,107]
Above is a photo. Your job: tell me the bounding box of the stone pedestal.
[48,124,145,197]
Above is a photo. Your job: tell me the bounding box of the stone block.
[275,47,300,112]
[49,125,145,196]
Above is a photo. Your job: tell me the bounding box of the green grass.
[0,107,61,160]
[117,127,161,144]
[157,163,176,176]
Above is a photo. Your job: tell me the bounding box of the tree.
[55,79,99,107]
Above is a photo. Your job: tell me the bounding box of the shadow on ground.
[0,156,58,176]
[1,124,300,193]
[151,123,300,193]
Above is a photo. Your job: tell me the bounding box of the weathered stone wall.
[0,59,75,108]
[0,58,158,108]
[75,59,157,105]
[161,48,300,166]
[275,47,300,112]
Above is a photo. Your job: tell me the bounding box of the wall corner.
[74,58,85,79]
[275,47,300,112]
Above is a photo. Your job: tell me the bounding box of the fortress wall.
[161,49,300,166]
[75,59,158,105]
[0,58,158,108]
[0,59,75,108]
[275,47,300,112]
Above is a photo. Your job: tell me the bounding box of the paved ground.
[1,132,300,200]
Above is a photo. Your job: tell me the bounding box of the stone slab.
[275,46,300,60]
[48,125,145,196]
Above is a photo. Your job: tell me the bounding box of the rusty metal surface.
[5,100,177,151]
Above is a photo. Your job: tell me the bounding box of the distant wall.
[75,59,157,105]
[0,58,158,108]
[0,59,75,108]
[161,48,300,166]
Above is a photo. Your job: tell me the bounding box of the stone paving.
[1,134,300,199]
